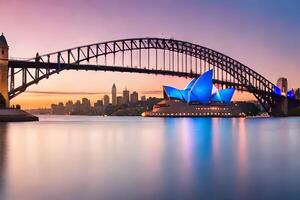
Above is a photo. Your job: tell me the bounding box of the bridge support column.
[271,97,288,117]
[0,34,9,108]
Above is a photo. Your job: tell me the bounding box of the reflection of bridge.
[1,34,299,116]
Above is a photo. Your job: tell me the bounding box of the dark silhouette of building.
[123,88,129,104]
[103,95,110,106]
[94,100,104,114]
[65,100,73,114]
[130,91,138,103]
[112,84,117,106]
[117,96,123,105]
[141,96,146,102]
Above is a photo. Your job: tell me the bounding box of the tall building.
[130,91,138,103]
[117,96,123,105]
[141,96,146,101]
[73,100,81,113]
[277,77,288,94]
[123,88,130,104]
[112,84,117,105]
[65,100,74,114]
[103,95,110,106]
[81,98,91,114]
[94,100,104,114]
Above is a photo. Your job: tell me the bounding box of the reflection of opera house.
[143,70,257,117]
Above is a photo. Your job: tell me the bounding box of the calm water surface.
[0,116,300,200]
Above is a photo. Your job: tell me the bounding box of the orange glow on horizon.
[11,90,255,109]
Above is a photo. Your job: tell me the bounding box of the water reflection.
[0,124,7,200]
[0,116,299,200]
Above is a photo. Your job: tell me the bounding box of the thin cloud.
[25,90,162,95]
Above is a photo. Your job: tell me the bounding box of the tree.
[0,94,6,109]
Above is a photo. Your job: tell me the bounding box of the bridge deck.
[9,60,263,94]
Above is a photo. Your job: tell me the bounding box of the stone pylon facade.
[0,34,9,108]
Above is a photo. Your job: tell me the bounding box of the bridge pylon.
[271,96,288,116]
[0,33,9,108]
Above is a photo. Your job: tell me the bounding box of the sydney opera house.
[143,70,258,117]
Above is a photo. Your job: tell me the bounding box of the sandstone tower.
[0,33,9,108]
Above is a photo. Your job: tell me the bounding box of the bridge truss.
[8,38,277,113]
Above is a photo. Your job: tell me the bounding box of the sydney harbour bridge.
[0,34,299,116]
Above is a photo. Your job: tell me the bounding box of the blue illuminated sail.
[184,78,197,90]
[163,86,184,101]
[179,89,189,102]
[218,88,235,104]
[287,89,295,99]
[188,70,213,104]
[163,69,235,104]
[211,92,222,102]
[273,85,282,95]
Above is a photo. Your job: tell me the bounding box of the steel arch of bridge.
[8,37,276,113]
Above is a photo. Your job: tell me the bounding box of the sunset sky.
[1,0,300,108]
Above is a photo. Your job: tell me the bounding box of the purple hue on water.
[0,116,300,200]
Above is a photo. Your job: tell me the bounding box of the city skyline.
[25,84,150,109]
[2,0,300,109]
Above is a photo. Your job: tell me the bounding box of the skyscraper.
[123,88,130,104]
[130,91,138,103]
[103,95,110,106]
[141,96,146,101]
[117,96,123,105]
[277,77,288,94]
[112,84,117,105]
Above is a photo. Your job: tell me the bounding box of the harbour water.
[0,116,300,200]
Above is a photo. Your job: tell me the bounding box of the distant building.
[117,96,123,105]
[103,95,110,106]
[277,77,288,94]
[81,98,91,114]
[51,102,65,115]
[73,100,81,113]
[95,100,103,107]
[65,100,73,114]
[141,96,146,102]
[94,100,104,114]
[123,88,130,104]
[130,91,138,103]
[112,84,117,106]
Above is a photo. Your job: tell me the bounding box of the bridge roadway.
[8,59,270,96]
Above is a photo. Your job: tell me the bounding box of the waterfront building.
[123,88,130,104]
[112,84,117,106]
[81,98,91,114]
[143,70,246,117]
[130,91,138,103]
[143,100,259,117]
[277,77,288,94]
[73,100,81,113]
[65,100,73,114]
[117,96,123,105]
[94,100,104,114]
[103,95,110,106]
[163,70,235,104]
[51,102,65,115]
